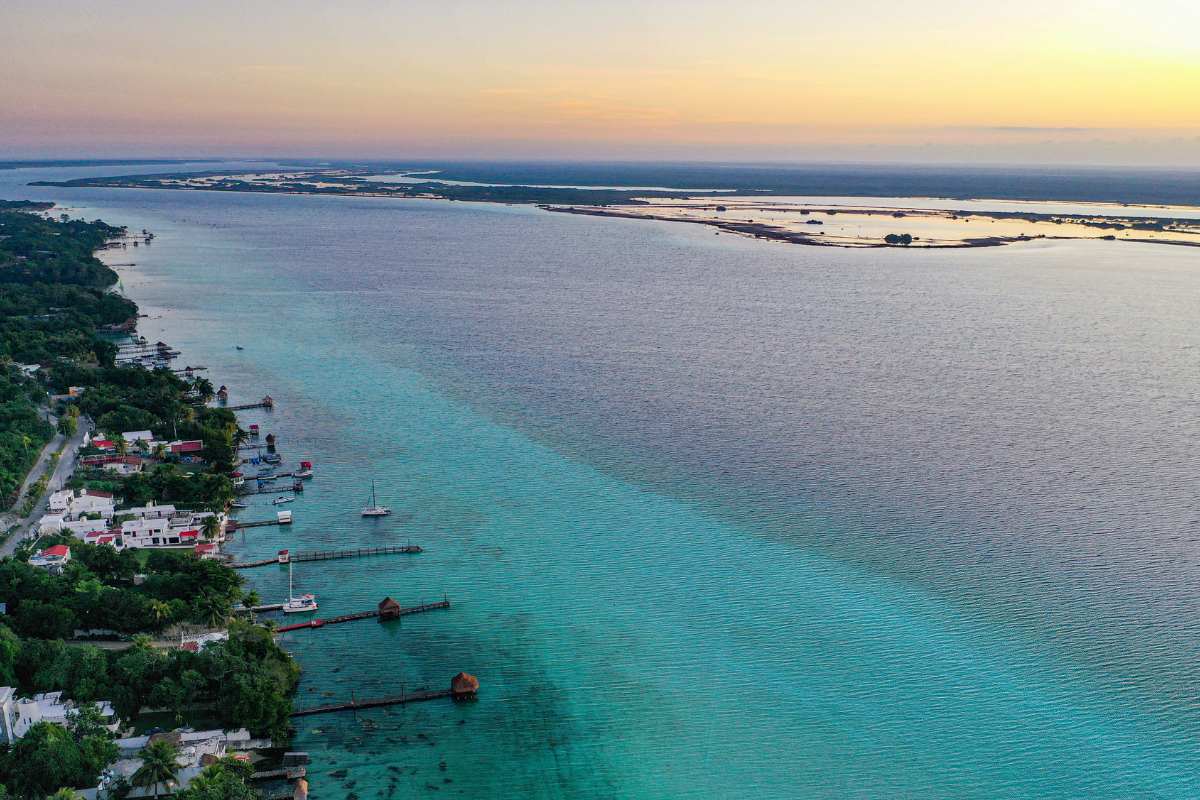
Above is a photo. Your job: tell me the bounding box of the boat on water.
[272,496,294,505]
[361,479,392,517]
[230,501,248,509]
[294,469,314,479]
[282,560,317,614]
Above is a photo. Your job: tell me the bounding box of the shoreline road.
[0,417,91,557]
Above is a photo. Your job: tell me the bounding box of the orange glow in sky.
[2,0,1199,164]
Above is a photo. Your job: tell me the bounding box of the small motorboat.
[294,469,314,479]
[230,501,248,509]
[272,496,294,505]
[236,345,244,351]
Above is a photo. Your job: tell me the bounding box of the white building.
[47,489,74,515]
[45,489,115,522]
[121,502,177,521]
[37,515,110,538]
[100,729,252,798]
[0,688,118,744]
[70,489,116,520]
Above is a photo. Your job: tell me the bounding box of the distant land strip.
[30,169,1200,250]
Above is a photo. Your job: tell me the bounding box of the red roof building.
[170,440,204,454]
[43,544,70,558]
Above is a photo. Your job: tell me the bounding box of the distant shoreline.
[30,169,1200,250]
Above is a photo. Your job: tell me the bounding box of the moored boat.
[361,479,391,517]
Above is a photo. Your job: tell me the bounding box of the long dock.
[238,486,296,496]
[229,545,422,569]
[226,396,275,411]
[274,599,450,633]
[227,517,287,530]
[291,688,455,717]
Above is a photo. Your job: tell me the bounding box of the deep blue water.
[3,164,1200,798]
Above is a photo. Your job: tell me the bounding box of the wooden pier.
[229,545,422,569]
[291,688,455,717]
[226,517,287,530]
[291,672,478,716]
[238,485,296,496]
[226,395,275,411]
[244,603,284,613]
[251,766,307,781]
[274,598,450,633]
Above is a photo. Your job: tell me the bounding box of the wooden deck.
[274,599,449,633]
[229,545,422,569]
[291,688,460,717]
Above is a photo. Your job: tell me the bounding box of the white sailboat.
[282,560,317,614]
[361,479,392,517]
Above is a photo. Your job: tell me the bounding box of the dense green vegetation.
[0,372,52,507]
[0,207,133,506]
[0,203,299,797]
[0,542,247,637]
[0,708,118,797]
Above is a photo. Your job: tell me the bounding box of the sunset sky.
[3,0,1199,165]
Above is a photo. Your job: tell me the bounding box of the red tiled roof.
[43,545,70,557]
[179,530,199,539]
[194,543,217,554]
[92,439,115,449]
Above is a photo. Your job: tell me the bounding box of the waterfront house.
[169,439,204,455]
[0,687,117,744]
[193,542,219,559]
[120,510,222,549]
[100,728,253,798]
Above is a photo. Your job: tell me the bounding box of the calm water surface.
[3,166,1200,798]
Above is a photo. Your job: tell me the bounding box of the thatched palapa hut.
[378,596,402,621]
[451,672,480,698]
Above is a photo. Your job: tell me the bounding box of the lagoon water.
[4,164,1200,798]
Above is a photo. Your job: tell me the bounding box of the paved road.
[0,417,91,557]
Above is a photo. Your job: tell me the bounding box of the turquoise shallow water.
[3,165,1200,798]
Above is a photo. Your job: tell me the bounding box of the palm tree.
[115,436,128,456]
[201,514,221,542]
[191,377,215,403]
[196,591,230,629]
[132,739,180,798]
[149,600,172,627]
